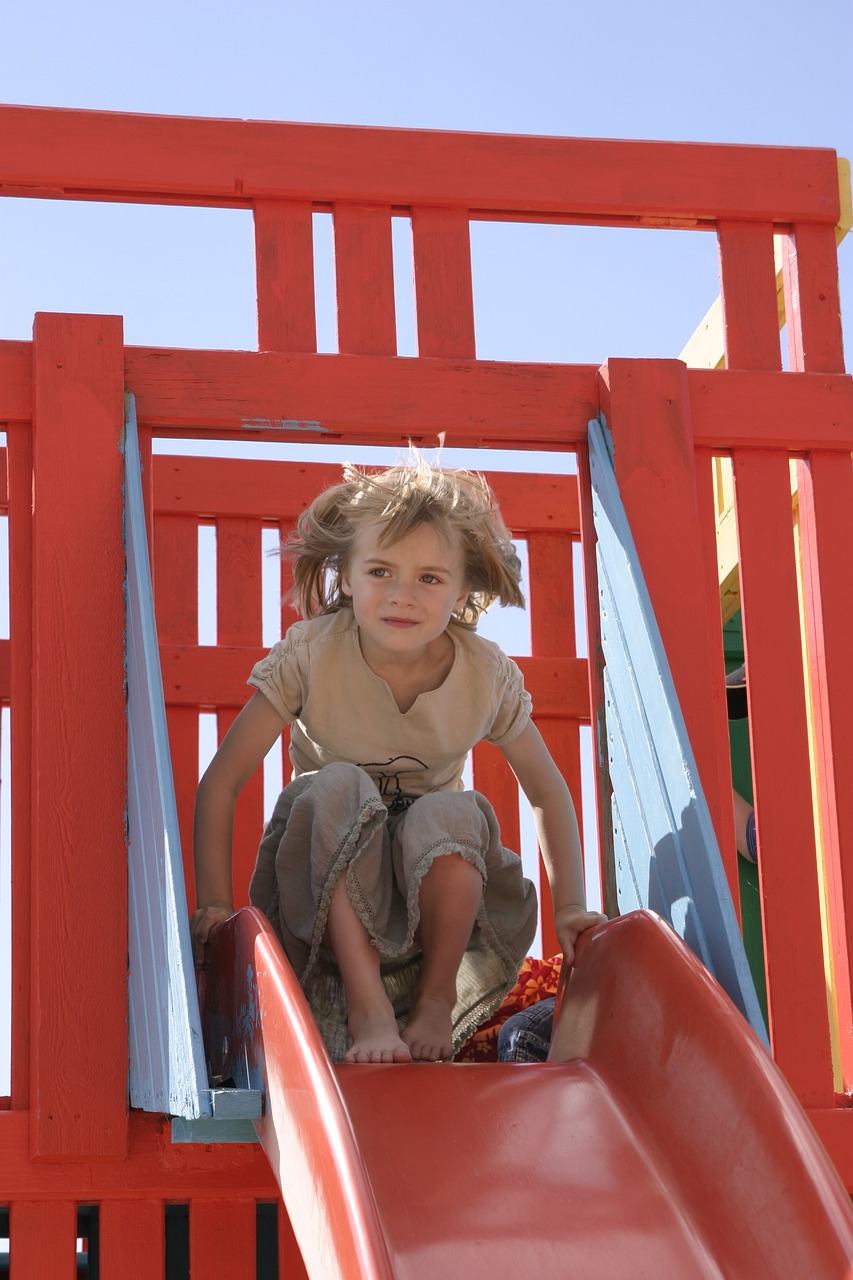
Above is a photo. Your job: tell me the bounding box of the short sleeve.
[486,651,532,747]
[247,624,309,723]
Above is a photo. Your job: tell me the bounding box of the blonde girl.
[191,455,604,1064]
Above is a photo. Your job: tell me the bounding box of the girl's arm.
[501,720,606,963]
[191,690,287,965]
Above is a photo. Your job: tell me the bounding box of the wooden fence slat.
[189,1198,257,1277]
[30,312,128,1159]
[796,451,853,1088]
[254,199,317,353]
[717,221,781,371]
[411,206,476,358]
[100,1200,165,1280]
[278,1201,310,1279]
[333,204,397,355]
[9,1200,77,1279]
[781,224,846,374]
[7,422,33,1107]
[732,447,834,1103]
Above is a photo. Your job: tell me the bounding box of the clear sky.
[1,0,851,1090]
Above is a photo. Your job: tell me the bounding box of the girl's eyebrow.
[362,555,452,574]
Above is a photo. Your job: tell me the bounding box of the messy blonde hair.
[285,453,525,629]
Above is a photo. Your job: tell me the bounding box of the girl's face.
[342,521,469,661]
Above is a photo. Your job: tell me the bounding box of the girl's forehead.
[353,519,463,562]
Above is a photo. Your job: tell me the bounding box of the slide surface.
[202,908,853,1280]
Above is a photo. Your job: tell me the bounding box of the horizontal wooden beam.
[0,1111,276,1197]
[160,645,590,719]
[0,106,840,226]
[3,343,852,451]
[152,455,581,534]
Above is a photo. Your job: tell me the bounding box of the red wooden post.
[9,1200,77,1279]
[29,313,128,1159]
[717,221,781,371]
[795,451,853,1088]
[411,206,476,358]
[733,448,834,1104]
[189,1198,257,1276]
[100,1200,165,1280]
[781,224,845,374]
[254,199,317,353]
[216,515,265,900]
[7,421,34,1108]
[333,204,397,355]
[598,359,738,902]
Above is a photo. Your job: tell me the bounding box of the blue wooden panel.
[588,417,767,1045]
[124,394,211,1118]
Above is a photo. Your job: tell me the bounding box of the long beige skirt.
[248,761,538,1063]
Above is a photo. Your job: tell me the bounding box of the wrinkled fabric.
[249,762,538,1062]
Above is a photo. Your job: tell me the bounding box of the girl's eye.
[421,574,441,585]
[369,567,389,578]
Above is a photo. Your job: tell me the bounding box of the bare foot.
[345,1005,413,1064]
[402,994,455,1062]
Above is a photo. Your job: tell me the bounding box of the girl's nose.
[388,578,415,604]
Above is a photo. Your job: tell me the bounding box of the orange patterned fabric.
[454,954,563,1062]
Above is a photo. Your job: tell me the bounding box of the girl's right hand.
[190,902,233,968]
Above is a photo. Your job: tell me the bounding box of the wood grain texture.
[795,452,853,1088]
[333,204,396,355]
[189,1198,257,1276]
[781,224,846,374]
[29,313,128,1158]
[100,1200,165,1280]
[9,1200,77,1279]
[254,199,317,353]
[411,206,476,357]
[717,221,781,371]
[733,448,834,1104]
[0,105,840,224]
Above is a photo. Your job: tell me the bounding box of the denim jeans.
[497,996,556,1063]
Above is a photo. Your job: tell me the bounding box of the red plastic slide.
[202,908,853,1279]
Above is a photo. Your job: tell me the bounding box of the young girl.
[190,454,604,1064]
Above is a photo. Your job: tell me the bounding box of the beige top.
[248,609,532,812]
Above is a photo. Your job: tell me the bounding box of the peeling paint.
[241,417,329,433]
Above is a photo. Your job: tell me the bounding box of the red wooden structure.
[0,105,851,1274]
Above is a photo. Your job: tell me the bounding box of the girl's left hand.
[554,904,607,966]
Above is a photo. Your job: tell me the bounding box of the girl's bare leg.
[403,853,483,1062]
[325,876,412,1063]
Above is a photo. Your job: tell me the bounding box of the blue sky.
[1,0,851,1090]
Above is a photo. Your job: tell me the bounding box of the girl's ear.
[341,563,352,596]
[454,585,470,613]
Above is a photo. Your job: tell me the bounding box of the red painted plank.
[781,224,846,374]
[254,199,317,353]
[599,360,734,862]
[9,1200,77,1279]
[333,204,397,355]
[152,455,581,536]
[411,206,476,358]
[0,444,6,507]
[796,452,853,1088]
[189,1198,257,1276]
[0,640,7,703]
[0,105,840,224]
[472,742,521,855]
[7,423,33,1108]
[717,221,781,371]
[29,313,128,1158]
[687,369,853,450]
[805,1107,853,1192]
[125,346,598,443]
[279,1201,310,1279]
[0,340,31,423]
[100,1200,165,1280]
[732,448,834,1104]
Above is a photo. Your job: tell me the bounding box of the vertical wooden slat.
[333,204,396,355]
[795,451,853,1088]
[254,199,317,353]
[10,1200,77,1279]
[30,313,128,1159]
[7,421,33,1108]
[717,221,781,371]
[411,206,476,357]
[216,516,265,902]
[189,1198,257,1277]
[472,742,521,855]
[733,448,834,1103]
[599,361,735,890]
[781,224,845,374]
[155,513,200,910]
[100,1200,165,1280]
